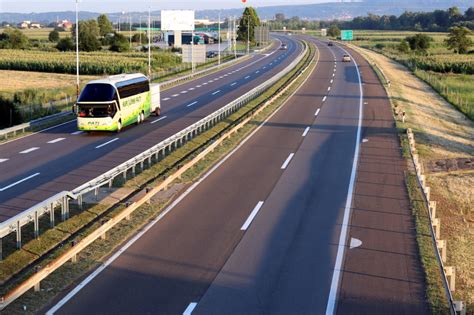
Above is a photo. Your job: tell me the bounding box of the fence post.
[432,218,441,239]
[16,220,21,249]
[429,201,437,219]
[436,239,447,263]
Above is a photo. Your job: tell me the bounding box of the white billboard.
[161,10,195,31]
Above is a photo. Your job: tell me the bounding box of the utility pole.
[75,0,80,99]
[247,15,250,55]
[218,12,221,66]
[129,15,132,49]
[233,16,237,58]
[148,6,151,78]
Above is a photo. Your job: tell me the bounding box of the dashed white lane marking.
[333,73,335,77]
[188,88,195,91]
[172,94,179,97]
[330,79,334,84]
[244,75,250,79]
[302,127,310,137]
[241,201,265,230]
[208,80,214,83]
[350,238,362,249]
[183,302,197,315]
[0,158,9,163]
[281,153,295,170]
[187,101,198,107]
[151,115,168,124]
[230,82,237,87]
[256,70,260,74]
[20,147,39,154]
[71,131,84,135]
[212,90,221,96]
[328,86,331,91]
[47,138,65,144]
[315,108,321,116]
[0,172,41,192]
[180,91,188,94]
[196,85,202,88]
[95,138,119,149]
[323,96,327,102]
[202,82,208,85]
[263,66,267,69]
[163,97,171,101]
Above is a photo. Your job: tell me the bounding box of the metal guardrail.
[0,111,74,141]
[0,40,305,251]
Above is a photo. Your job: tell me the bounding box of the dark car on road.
[206,51,218,58]
[328,42,333,46]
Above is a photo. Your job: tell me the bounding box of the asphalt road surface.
[46,37,429,315]
[0,35,300,223]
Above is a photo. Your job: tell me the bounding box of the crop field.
[0,49,182,75]
[0,27,70,40]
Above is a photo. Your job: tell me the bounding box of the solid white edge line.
[315,108,321,116]
[47,138,66,144]
[302,126,310,137]
[150,115,168,124]
[183,302,197,315]
[0,172,40,192]
[280,152,295,170]
[241,201,264,230]
[95,138,119,149]
[19,147,39,154]
[325,46,364,315]
[187,101,198,107]
[48,38,311,314]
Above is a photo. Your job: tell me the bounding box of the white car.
[342,54,351,62]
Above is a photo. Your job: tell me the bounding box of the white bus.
[76,73,160,132]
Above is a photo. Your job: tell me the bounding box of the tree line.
[270,7,474,32]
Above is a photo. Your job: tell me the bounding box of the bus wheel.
[117,120,122,132]
[140,111,145,122]
[136,113,141,125]
[155,107,161,116]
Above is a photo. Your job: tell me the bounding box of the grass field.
[0,27,70,40]
[347,30,473,120]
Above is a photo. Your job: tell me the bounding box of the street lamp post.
[247,15,250,55]
[218,12,221,66]
[129,15,132,48]
[75,0,79,99]
[148,7,151,78]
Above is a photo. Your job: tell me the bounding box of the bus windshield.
[78,102,117,118]
[78,84,117,102]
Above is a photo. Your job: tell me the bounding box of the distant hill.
[0,0,472,24]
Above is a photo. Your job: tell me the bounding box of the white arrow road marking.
[350,238,362,249]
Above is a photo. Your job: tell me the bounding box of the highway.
[0,35,301,223]
[44,36,431,314]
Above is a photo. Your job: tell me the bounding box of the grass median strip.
[1,41,315,313]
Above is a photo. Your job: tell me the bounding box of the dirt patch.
[358,47,474,309]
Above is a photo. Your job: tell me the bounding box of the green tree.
[56,37,74,51]
[72,20,101,51]
[237,7,260,44]
[0,28,29,49]
[48,29,60,42]
[398,39,410,53]
[109,32,129,52]
[132,33,148,44]
[327,24,341,37]
[405,33,432,54]
[445,26,473,54]
[97,14,113,37]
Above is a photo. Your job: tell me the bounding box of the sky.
[0,0,330,13]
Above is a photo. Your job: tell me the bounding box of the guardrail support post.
[444,266,456,291]
[429,201,437,219]
[432,218,441,239]
[94,187,99,201]
[437,239,447,263]
[424,186,430,201]
[34,281,40,292]
[108,179,113,189]
[34,211,39,239]
[50,202,55,228]
[16,220,21,249]
[77,194,83,210]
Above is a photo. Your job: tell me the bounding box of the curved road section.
[47,38,429,314]
[0,35,300,223]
